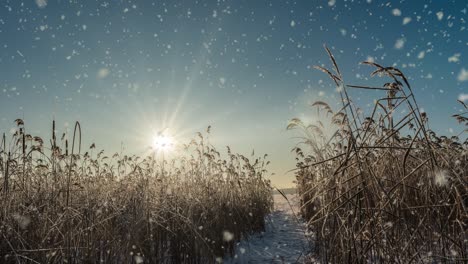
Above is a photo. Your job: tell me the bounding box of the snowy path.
[225,193,311,264]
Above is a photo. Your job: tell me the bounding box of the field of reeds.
[290,47,467,263]
[0,122,273,263]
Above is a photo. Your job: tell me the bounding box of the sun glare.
[152,134,175,151]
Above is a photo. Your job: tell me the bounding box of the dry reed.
[0,123,273,263]
[289,46,467,263]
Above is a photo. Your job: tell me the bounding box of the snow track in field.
[225,194,311,264]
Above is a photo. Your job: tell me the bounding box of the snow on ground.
[225,193,311,263]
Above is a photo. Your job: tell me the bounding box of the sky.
[0,0,466,187]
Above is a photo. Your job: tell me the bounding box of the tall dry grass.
[0,122,273,263]
[289,46,467,263]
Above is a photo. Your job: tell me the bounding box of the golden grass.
[290,46,467,263]
[0,123,273,263]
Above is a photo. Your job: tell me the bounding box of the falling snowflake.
[402,17,412,25]
[448,53,460,63]
[13,213,31,229]
[392,9,401,16]
[394,38,406,49]
[35,0,47,8]
[458,68,468,82]
[134,256,144,264]
[433,169,449,187]
[97,68,110,79]
[458,93,468,102]
[223,230,234,242]
[417,51,425,59]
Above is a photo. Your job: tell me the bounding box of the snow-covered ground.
[225,193,311,263]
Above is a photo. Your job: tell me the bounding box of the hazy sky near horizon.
[0,0,466,187]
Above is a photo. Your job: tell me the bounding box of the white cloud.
[436,11,444,21]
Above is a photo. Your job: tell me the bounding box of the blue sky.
[0,0,466,187]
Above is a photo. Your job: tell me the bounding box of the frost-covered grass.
[289,47,467,263]
[0,123,273,263]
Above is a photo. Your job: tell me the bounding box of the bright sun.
[152,134,175,151]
